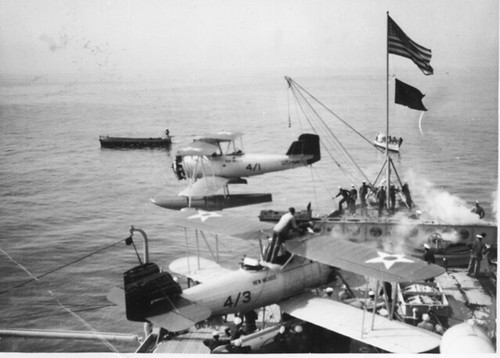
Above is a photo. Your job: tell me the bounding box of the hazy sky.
[0,0,498,78]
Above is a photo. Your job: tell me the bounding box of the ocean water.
[0,67,497,352]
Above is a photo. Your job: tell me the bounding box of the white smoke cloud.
[405,171,485,225]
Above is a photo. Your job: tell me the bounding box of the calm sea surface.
[0,67,497,352]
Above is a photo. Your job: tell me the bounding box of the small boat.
[99,130,172,149]
[373,133,402,152]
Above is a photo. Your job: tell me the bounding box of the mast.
[385,11,391,207]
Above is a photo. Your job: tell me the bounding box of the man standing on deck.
[423,243,436,282]
[376,186,386,216]
[467,234,488,277]
[402,183,413,209]
[349,184,358,214]
[265,207,298,262]
[389,184,397,211]
[359,181,369,213]
[335,186,351,212]
[471,201,485,219]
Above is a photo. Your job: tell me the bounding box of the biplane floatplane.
[151,131,320,211]
[108,208,448,353]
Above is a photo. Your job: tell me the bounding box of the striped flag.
[388,15,433,75]
[395,79,427,111]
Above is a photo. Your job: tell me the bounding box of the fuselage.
[181,256,333,316]
[182,153,315,179]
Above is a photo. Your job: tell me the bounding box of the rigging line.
[0,237,125,294]
[289,80,372,184]
[49,291,122,354]
[0,304,115,320]
[289,84,366,183]
[0,247,122,353]
[289,78,376,148]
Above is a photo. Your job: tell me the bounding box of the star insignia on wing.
[365,251,414,269]
[188,210,222,222]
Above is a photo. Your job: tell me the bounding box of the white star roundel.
[188,210,222,222]
[365,251,414,269]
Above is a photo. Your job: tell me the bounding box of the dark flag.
[388,15,433,75]
[395,79,427,111]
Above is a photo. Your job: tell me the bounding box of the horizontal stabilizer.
[107,283,211,332]
[169,256,234,283]
[280,292,441,353]
[107,286,125,309]
[147,297,212,332]
[151,193,272,211]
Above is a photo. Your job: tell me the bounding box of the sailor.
[398,137,403,146]
[335,186,351,212]
[467,234,489,277]
[225,316,245,340]
[266,207,298,262]
[273,325,289,352]
[244,310,258,334]
[471,201,485,219]
[402,182,413,209]
[287,325,309,353]
[423,243,435,264]
[338,284,354,302]
[423,243,436,282]
[389,184,397,211]
[165,129,170,137]
[417,313,435,332]
[349,184,358,214]
[203,331,229,351]
[359,181,369,209]
[325,287,334,297]
[376,186,386,216]
[227,338,252,353]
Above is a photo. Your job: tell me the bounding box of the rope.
[0,237,125,294]
[0,245,126,353]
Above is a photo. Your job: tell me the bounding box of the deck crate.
[397,281,449,318]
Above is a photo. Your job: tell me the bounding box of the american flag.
[388,15,433,75]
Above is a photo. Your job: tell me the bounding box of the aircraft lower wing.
[280,292,441,353]
[286,235,445,282]
[169,256,234,283]
[147,297,212,332]
[178,176,230,197]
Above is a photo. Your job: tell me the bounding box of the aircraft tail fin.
[286,133,320,164]
[122,262,183,322]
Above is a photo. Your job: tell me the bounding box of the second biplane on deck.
[108,208,447,353]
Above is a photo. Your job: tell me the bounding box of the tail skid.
[286,133,321,165]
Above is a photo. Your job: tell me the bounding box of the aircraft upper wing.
[280,292,441,353]
[176,141,219,157]
[178,176,230,197]
[285,235,445,282]
[194,131,243,143]
[164,208,273,240]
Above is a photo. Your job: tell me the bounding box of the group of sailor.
[335,181,414,216]
[375,133,403,146]
[203,312,258,353]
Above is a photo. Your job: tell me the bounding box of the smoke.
[491,189,498,223]
[405,171,484,225]
[39,32,70,52]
